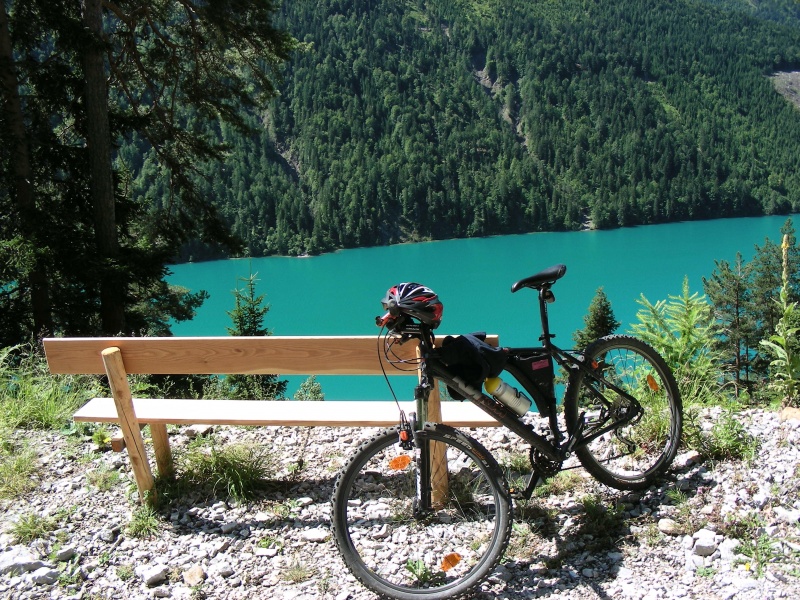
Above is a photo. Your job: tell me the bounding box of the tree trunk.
[81,0,125,334]
[0,5,53,334]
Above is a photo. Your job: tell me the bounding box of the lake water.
[169,215,794,400]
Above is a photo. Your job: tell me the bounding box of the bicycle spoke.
[566,335,682,490]
[332,425,512,599]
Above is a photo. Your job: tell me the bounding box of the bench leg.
[427,380,449,505]
[150,423,174,478]
[102,347,156,503]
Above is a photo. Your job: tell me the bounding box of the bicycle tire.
[565,335,682,490]
[331,423,512,600]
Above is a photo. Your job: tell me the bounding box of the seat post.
[538,286,555,345]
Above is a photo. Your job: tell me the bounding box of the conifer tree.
[0,1,295,343]
[294,375,325,401]
[215,274,287,400]
[703,253,757,395]
[572,287,620,349]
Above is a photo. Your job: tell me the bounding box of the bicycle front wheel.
[331,423,512,600]
[565,335,682,490]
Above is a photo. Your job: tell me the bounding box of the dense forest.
[121,0,800,259]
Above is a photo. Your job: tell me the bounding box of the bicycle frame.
[399,278,646,497]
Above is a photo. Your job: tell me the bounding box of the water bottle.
[484,377,532,416]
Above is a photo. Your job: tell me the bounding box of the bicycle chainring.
[530,447,561,479]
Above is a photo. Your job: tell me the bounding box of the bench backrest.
[43,335,498,376]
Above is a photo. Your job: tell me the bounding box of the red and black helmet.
[377,282,443,330]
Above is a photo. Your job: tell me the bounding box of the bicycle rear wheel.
[565,335,682,490]
[331,423,512,600]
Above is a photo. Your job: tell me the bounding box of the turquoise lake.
[169,215,794,400]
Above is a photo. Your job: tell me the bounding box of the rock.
[773,506,800,524]
[658,518,683,535]
[719,538,741,561]
[301,528,329,543]
[185,424,214,438]
[0,547,47,576]
[779,407,800,422]
[53,546,77,562]
[220,522,239,534]
[693,537,718,557]
[29,566,59,585]
[674,450,702,468]
[98,526,119,543]
[183,564,207,586]
[138,564,169,587]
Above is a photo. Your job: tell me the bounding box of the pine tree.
[0,1,295,343]
[703,253,757,395]
[572,287,620,349]
[207,274,287,400]
[227,275,271,338]
[294,376,325,401]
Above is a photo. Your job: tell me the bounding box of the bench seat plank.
[74,398,500,428]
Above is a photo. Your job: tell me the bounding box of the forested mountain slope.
[126,0,800,258]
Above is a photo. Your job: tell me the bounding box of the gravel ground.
[1,406,799,600]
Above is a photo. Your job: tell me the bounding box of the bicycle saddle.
[511,264,567,293]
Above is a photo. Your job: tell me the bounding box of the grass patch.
[86,464,122,492]
[9,512,57,543]
[116,564,135,581]
[0,431,39,499]
[283,556,314,583]
[0,344,101,430]
[534,470,583,498]
[181,441,276,501]
[664,488,706,534]
[685,411,759,462]
[126,503,160,539]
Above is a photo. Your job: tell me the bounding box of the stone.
[183,564,207,586]
[0,547,47,576]
[773,506,800,524]
[674,450,703,468]
[301,528,329,543]
[185,424,214,438]
[220,522,239,534]
[719,538,742,562]
[29,567,59,585]
[658,518,683,535]
[138,564,169,587]
[779,407,800,422]
[53,546,77,562]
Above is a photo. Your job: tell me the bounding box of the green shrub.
[685,410,759,462]
[0,344,102,430]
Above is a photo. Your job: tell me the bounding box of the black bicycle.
[331,264,682,599]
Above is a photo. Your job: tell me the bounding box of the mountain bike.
[331,264,682,600]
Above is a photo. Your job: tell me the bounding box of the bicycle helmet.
[376,282,443,330]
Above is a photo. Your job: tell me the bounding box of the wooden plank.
[74,398,500,427]
[43,335,498,376]
[102,348,155,502]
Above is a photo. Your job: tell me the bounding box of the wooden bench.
[43,335,500,501]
